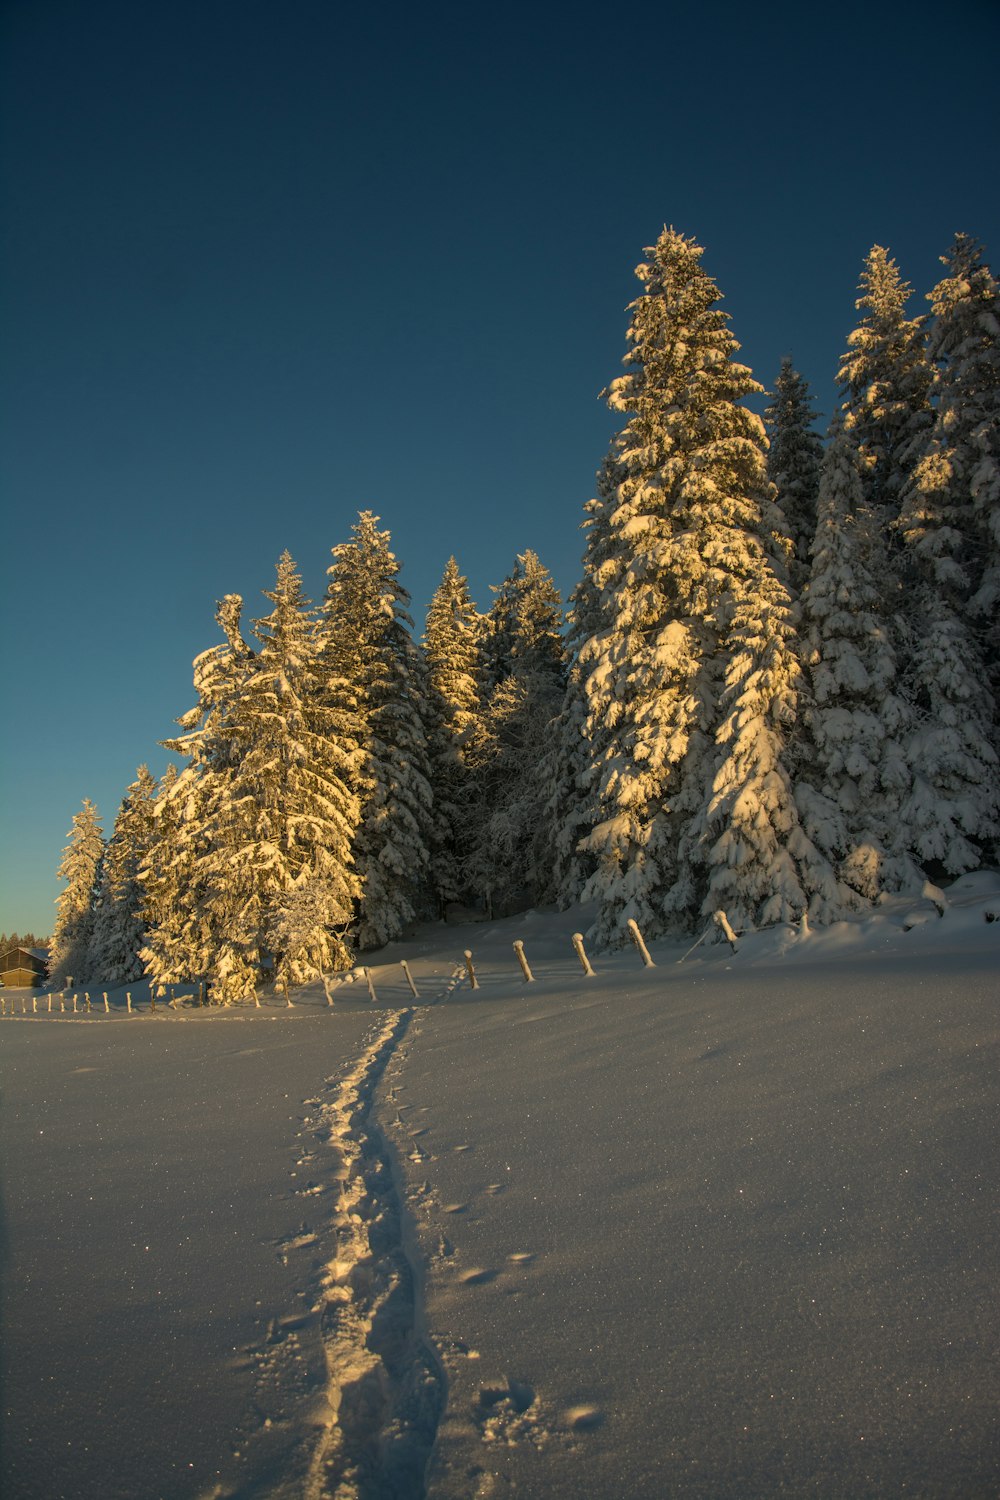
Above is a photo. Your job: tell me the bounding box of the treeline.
[0,932,49,953]
[48,535,566,999]
[49,228,999,997]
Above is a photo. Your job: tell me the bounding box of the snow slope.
[2,879,998,1498]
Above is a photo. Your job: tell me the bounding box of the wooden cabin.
[0,946,48,988]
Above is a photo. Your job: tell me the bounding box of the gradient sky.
[2,0,998,935]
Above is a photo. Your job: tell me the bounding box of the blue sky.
[2,0,998,935]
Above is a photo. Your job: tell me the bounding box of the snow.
[2,881,999,1498]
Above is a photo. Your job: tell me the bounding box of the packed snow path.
[303,1006,444,1499]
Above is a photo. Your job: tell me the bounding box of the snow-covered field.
[2,879,998,1498]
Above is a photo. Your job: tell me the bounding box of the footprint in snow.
[460,1267,498,1286]
[564,1404,604,1431]
[507,1251,534,1265]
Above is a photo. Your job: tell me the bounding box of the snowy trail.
[301,1006,445,1500]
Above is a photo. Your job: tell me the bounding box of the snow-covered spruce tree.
[792,247,935,907]
[141,605,256,992]
[324,512,434,948]
[423,556,483,913]
[796,419,920,909]
[90,765,157,984]
[143,563,363,999]
[839,245,934,527]
[894,234,1000,872]
[568,228,826,944]
[764,358,824,590]
[49,799,104,985]
[205,555,364,995]
[464,551,566,915]
[545,455,623,907]
[480,549,566,693]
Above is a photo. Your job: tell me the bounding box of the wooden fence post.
[572,932,595,977]
[513,940,535,983]
[126,992,133,1014]
[712,910,739,952]
[400,960,419,998]
[364,967,378,1003]
[463,950,480,991]
[627,918,655,968]
[103,993,110,1013]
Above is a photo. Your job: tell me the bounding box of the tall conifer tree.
[466,552,566,914]
[50,799,104,985]
[896,235,1000,870]
[90,766,157,983]
[423,556,483,913]
[324,512,434,948]
[568,229,823,943]
[765,358,824,590]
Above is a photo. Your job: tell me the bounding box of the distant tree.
[464,551,566,915]
[764,358,824,590]
[49,799,104,985]
[324,512,434,948]
[140,762,216,989]
[423,556,483,913]
[838,245,933,527]
[797,420,920,910]
[545,455,622,908]
[90,766,158,984]
[480,549,566,694]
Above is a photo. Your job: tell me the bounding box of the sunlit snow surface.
[2,876,998,1498]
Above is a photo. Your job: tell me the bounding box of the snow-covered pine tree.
[839,245,934,528]
[764,358,824,590]
[568,228,824,944]
[895,234,1000,872]
[141,604,256,992]
[204,554,364,995]
[49,799,104,985]
[90,765,157,984]
[142,561,363,1000]
[480,549,566,693]
[796,419,919,910]
[423,556,483,913]
[545,456,622,907]
[324,512,434,948]
[793,247,936,908]
[464,551,566,915]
